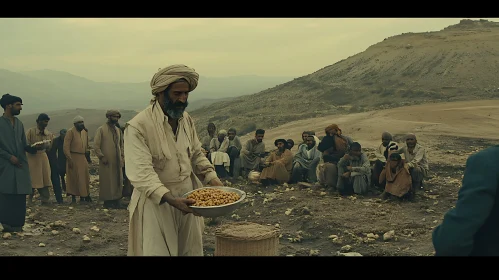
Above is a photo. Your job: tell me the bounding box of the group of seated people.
[200,122,429,200]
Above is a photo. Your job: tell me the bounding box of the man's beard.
[164,97,188,119]
[11,109,20,116]
[307,143,315,150]
[257,139,263,143]
[278,147,285,153]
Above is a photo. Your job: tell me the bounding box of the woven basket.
[214,222,280,256]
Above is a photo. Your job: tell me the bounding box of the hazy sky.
[1,18,497,83]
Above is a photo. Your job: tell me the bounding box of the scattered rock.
[47,252,54,256]
[367,233,379,239]
[340,245,352,252]
[283,183,289,188]
[103,209,109,213]
[54,220,65,227]
[39,243,46,247]
[328,235,338,239]
[68,207,74,210]
[83,235,91,242]
[90,226,100,232]
[309,249,320,256]
[289,196,296,201]
[332,238,343,244]
[2,242,8,246]
[2,233,12,239]
[72,228,81,234]
[275,224,280,228]
[301,207,311,215]
[51,230,59,235]
[383,230,395,241]
[320,192,327,196]
[338,252,363,257]
[285,209,293,216]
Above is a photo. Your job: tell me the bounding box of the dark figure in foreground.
[0,94,42,232]
[432,145,499,256]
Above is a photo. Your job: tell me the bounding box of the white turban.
[218,129,227,136]
[150,64,199,95]
[73,115,84,123]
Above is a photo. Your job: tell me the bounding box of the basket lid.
[215,222,279,241]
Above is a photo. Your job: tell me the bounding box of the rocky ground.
[1,135,493,257]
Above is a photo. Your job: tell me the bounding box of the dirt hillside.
[191,19,499,138]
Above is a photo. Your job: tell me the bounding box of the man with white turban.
[94,110,124,209]
[209,129,230,179]
[124,64,223,256]
[63,115,92,204]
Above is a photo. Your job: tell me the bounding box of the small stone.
[383,230,395,241]
[309,249,320,256]
[82,235,91,242]
[2,233,12,239]
[283,183,289,188]
[285,209,292,216]
[339,252,363,257]
[72,228,81,234]
[54,220,65,226]
[367,233,379,239]
[289,196,296,201]
[1,242,8,246]
[39,243,46,247]
[340,245,352,252]
[103,209,109,213]
[51,230,59,235]
[320,192,327,196]
[332,238,343,244]
[47,252,54,256]
[328,235,338,239]
[68,207,74,210]
[275,224,280,228]
[302,207,311,215]
[90,226,100,232]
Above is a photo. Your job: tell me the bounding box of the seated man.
[201,122,216,160]
[226,128,242,178]
[373,131,398,189]
[395,133,429,191]
[316,124,353,191]
[379,153,412,200]
[337,142,371,196]
[209,130,230,179]
[290,136,321,183]
[240,129,266,176]
[260,139,294,186]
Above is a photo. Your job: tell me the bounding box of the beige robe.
[63,127,90,197]
[124,103,218,256]
[260,149,293,184]
[25,127,53,189]
[94,123,124,201]
[240,139,266,170]
[397,144,429,177]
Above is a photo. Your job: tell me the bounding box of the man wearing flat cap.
[124,64,223,256]
[63,115,92,204]
[26,113,57,205]
[94,109,125,209]
[0,94,42,232]
[259,138,294,186]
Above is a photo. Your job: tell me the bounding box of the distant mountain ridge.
[0,69,293,114]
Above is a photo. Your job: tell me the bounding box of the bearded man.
[291,136,321,183]
[240,129,266,175]
[64,116,92,204]
[94,110,125,209]
[26,113,55,205]
[260,139,294,186]
[124,64,223,256]
[395,133,429,192]
[0,94,41,232]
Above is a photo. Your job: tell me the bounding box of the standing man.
[124,64,223,256]
[64,116,92,204]
[433,145,499,256]
[0,94,41,232]
[50,129,68,193]
[26,113,55,205]
[94,110,125,209]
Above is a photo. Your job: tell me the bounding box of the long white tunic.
[124,103,218,256]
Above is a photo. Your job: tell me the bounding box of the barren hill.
[191,19,499,138]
